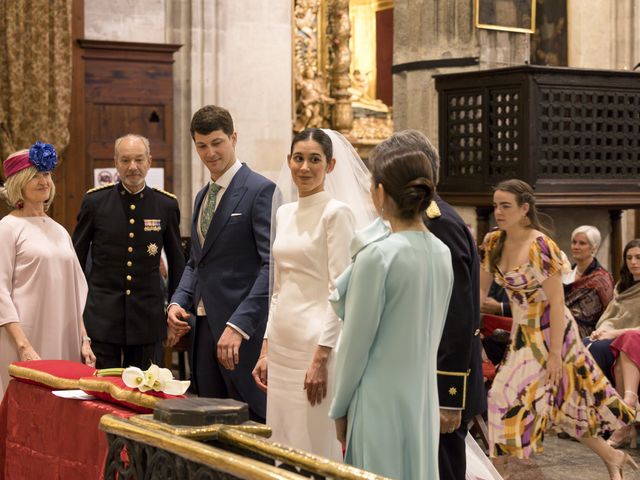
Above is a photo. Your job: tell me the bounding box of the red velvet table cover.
[0,379,135,480]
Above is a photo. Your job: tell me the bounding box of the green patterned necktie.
[200,182,221,237]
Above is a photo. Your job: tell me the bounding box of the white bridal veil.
[272,129,377,230]
[268,129,377,298]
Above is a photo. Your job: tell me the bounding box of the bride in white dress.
[252,128,374,460]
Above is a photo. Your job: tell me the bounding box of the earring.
[15,200,24,209]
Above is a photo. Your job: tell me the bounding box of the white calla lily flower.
[143,364,161,391]
[157,367,174,385]
[121,367,145,389]
[121,363,190,395]
[162,380,191,395]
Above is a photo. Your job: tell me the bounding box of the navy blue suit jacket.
[171,164,274,416]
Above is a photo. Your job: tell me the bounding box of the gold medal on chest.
[147,243,159,256]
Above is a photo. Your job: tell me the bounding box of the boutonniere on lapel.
[147,243,159,256]
[144,219,162,231]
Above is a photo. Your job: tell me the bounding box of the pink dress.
[611,329,640,371]
[0,215,88,398]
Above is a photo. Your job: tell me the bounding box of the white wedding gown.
[265,191,355,461]
[466,434,503,480]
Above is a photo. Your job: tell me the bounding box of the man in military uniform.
[72,134,185,369]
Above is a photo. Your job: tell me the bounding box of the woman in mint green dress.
[329,145,453,479]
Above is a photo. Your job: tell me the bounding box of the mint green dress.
[329,223,453,480]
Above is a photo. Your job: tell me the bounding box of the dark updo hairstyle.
[369,143,435,221]
[619,239,640,293]
[488,178,551,273]
[290,128,333,160]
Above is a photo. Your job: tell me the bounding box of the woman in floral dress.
[480,179,637,480]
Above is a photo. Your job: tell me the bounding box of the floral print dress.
[482,232,634,459]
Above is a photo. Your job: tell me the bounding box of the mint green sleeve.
[329,244,387,419]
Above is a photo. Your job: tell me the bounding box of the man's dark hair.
[190,105,234,138]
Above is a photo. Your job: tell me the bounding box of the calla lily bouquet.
[97,364,190,395]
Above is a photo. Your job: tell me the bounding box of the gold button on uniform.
[128,247,133,253]
[129,219,135,224]
[127,261,132,267]
[126,289,131,295]
[129,232,135,238]
[130,204,135,210]
[126,275,132,281]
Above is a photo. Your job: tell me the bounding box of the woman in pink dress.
[0,142,95,399]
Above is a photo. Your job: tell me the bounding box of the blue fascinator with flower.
[28,141,58,172]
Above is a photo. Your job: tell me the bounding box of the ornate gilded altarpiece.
[292,0,393,152]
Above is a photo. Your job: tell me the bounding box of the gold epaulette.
[152,187,177,200]
[86,183,115,194]
[426,200,441,219]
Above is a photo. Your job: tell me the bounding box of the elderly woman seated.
[564,225,614,337]
[585,239,640,447]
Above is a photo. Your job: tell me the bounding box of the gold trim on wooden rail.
[128,414,272,440]
[216,426,391,480]
[8,365,80,390]
[100,415,304,480]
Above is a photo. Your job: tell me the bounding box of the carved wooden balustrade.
[100,398,388,480]
[434,65,640,266]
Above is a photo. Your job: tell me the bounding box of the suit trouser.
[193,315,265,423]
[92,340,162,370]
[438,422,468,480]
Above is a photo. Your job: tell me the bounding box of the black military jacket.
[425,195,486,421]
[72,183,185,345]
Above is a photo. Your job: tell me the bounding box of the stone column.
[569,0,640,70]
[327,0,353,133]
[213,1,292,181]
[610,210,623,283]
[165,0,217,234]
[166,0,292,230]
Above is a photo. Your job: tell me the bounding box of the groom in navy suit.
[167,105,275,422]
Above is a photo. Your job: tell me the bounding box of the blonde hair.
[0,163,56,211]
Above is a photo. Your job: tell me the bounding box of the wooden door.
[61,39,180,231]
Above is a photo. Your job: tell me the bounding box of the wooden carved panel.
[80,40,180,192]
[538,88,640,178]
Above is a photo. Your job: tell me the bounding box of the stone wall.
[393,0,639,264]
[84,0,292,233]
[85,0,166,43]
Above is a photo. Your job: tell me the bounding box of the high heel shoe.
[607,424,638,449]
[606,451,639,480]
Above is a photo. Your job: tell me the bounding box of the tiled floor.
[494,433,640,479]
